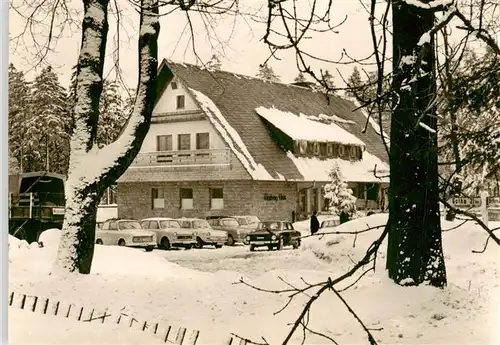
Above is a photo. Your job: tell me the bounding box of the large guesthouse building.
[117,61,390,222]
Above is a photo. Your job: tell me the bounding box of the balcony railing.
[132,149,231,167]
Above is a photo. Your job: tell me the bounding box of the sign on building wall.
[264,193,287,201]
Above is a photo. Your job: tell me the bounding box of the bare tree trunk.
[54,0,159,274]
[386,1,447,287]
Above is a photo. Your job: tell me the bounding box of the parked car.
[246,221,301,251]
[206,216,251,246]
[232,215,261,230]
[96,218,156,251]
[177,218,228,249]
[319,217,340,230]
[140,217,196,250]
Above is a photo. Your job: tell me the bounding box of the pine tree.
[28,65,71,174]
[8,64,31,173]
[323,163,357,216]
[294,72,306,83]
[256,63,281,82]
[206,54,222,70]
[345,67,363,98]
[322,70,335,89]
[98,80,127,146]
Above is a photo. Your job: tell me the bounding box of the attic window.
[296,140,307,155]
[176,95,185,109]
[326,143,333,157]
[319,143,327,157]
[171,81,178,89]
[339,145,346,157]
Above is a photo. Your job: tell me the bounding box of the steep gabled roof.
[160,60,389,182]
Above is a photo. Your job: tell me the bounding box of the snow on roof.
[255,106,365,147]
[286,151,390,183]
[190,88,275,180]
[306,113,356,125]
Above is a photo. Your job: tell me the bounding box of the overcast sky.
[9,0,388,90]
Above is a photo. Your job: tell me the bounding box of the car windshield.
[222,219,239,227]
[160,220,180,229]
[118,221,142,230]
[247,216,260,224]
[193,220,210,228]
[257,222,279,230]
[236,217,248,225]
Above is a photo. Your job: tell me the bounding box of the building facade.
[117,61,390,222]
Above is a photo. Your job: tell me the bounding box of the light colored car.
[206,217,252,246]
[233,215,261,230]
[96,218,156,252]
[140,217,196,250]
[320,217,341,230]
[177,218,228,249]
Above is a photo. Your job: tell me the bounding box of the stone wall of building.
[117,180,298,222]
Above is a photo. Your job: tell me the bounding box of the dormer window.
[176,95,185,109]
[171,81,178,89]
[326,143,333,157]
[319,143,327,157]
[339,145,345,157]
[313,142,320,155]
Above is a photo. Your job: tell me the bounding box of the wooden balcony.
[131,149,231,167]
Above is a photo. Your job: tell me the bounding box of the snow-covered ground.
[9,215,500,344]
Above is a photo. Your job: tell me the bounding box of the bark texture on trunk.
[55,0,159,274]
[386,0,447,287]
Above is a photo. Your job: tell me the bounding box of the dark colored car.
[246,221,301,251]
[206,216,251,246]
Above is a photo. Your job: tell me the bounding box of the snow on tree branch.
[403,0,454,10]
[419,121,437,134]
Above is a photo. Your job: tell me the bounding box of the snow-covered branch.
[403,0,454,10]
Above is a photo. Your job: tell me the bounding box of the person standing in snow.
[310,211,320,235]
[340,211,350,224]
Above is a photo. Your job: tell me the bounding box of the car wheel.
[185,245,192,250]
[277,238,284,251]
[215,244,223,249]
[195,237,204,249]
[249,245,256,252]
[267,245,274,251]
[145,246,154,252]
[292,239,300,249]
[96,239,103,245]
[161,237,171,250]
[226,235,235,246]
[118,239,126,246]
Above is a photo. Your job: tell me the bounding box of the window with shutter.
[196,133,210,150]
[176,95,185,109]
[156,135,172,151]
[178,134,191,151]
[171,81,178,89]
